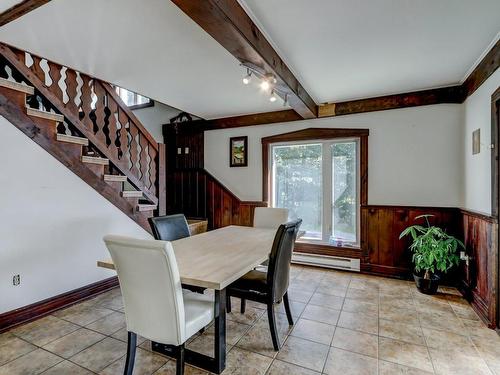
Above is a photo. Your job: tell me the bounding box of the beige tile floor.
[1,265,500,374]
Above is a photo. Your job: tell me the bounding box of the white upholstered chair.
[253,207,289,229]
[103,235,214,375]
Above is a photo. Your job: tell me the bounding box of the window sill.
[295,240,362,257]
[296,239,360,250]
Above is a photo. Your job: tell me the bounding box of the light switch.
[177,148,182,154]
[185,147,189,154]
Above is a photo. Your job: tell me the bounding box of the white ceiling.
[240,0,500,103]
[0,1,499,118]
[0,0,285,119]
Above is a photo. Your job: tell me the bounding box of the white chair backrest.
[103,235,186,345]
[253,207,289,229]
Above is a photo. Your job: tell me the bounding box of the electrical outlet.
[12,274,20,286]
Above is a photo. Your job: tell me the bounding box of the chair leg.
[176,344,185,375]
[283,292,294,326]
[267,303,280,351]
[240,298,246,314]
[226,294,232,313]
[124,331,137,375]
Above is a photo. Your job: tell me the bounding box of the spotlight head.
[242,69,252,85]
[261,80,271,91]
[269,90,277,102]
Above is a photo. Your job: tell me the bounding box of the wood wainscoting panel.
[167,168,266,230]
[361,205,459,278]
[459,209,498,328]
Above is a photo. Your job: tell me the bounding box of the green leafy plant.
[399,214,463,279]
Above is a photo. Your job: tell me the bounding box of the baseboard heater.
[292,252,360,272]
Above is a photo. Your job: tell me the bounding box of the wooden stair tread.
[81,155,109,165]
[0,78,34,95]
[26,107,64,122]
[121,190,143,198]
[137,204,157,212]
[104,174,127,182]
[56,133,89,146]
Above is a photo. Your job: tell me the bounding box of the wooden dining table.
[97,225,277,374]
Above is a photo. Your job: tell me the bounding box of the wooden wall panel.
[361,205,459,278]
[459,210,498,328]
[166,169,265,230]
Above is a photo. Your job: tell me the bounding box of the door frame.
[492,86,500,329]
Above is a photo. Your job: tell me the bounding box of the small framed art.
[230,136,248,167]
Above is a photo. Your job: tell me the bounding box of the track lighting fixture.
[241,64,286,104]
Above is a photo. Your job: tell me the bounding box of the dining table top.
[97,225,277,290]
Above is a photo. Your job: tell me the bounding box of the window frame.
[115,87,154,110]
[262,128,369,252]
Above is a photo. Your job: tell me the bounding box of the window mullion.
[323,142,333,243]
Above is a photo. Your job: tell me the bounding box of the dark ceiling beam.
[170,0,317,119]
[203,109,301,130]
[463,38,500,97]
[0,0,51,27]
[318,86,464,118]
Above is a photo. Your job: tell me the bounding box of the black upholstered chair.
[226,219,302,351]
[148,214,191,242]
[149,214,205,294]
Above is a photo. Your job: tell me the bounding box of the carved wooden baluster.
[148,146,157,195]
[47,61,63,102]
[79,75,94,131]
[138,132,149,189]
[64,68,78,111]
[93,82,107,140]
[118,108,130,165]
[128,125,140,177]
[30,56,46,85]
[106,97,120,161]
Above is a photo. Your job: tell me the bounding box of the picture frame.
[230,136,248,167]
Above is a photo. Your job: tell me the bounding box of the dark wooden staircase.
[0,43,166,233]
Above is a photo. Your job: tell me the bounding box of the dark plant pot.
[413,273,440,295]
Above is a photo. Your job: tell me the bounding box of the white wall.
[463,69,500,214]
[132,102,181,143]
[205,104,464,207]
[0,116,151,314]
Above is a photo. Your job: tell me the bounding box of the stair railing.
[0,43,165,209]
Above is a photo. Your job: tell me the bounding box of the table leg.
[152,288,227,374]
[214,288,226,373]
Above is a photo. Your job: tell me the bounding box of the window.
[115,87,153,110]
[263,128,368,250]
[271,139,359,245]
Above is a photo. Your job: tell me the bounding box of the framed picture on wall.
[230,136,248,167]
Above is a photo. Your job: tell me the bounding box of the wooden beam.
[204,109,301,130]
[181,86,464,129]
[463,38,500,98]
[0,0,51,27]
[318,86,465,117]
[170,0,317,119]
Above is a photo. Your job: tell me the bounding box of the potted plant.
[399,214,463,294]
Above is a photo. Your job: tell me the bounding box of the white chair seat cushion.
[183,291,214,339]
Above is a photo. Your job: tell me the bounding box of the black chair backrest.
[267,219,302,303]
[148,214,191,241]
